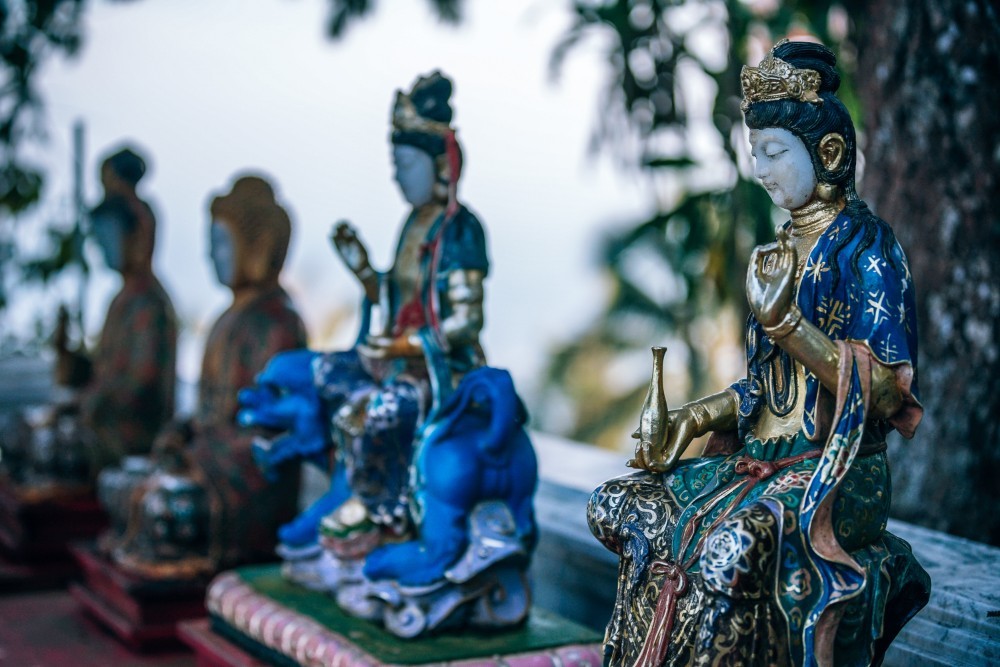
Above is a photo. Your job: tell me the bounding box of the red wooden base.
[178,619,268,667]
[70,543,209,651]
[0,479,108,592]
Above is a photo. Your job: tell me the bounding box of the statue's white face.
[92,214,124,272]
[392,144,436,207]
[209,220,236,287]
[749,128,817,210]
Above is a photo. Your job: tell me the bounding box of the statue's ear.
[241,244,270,286]
[819,133,846,172]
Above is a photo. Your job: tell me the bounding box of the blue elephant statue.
[335,366,538,637]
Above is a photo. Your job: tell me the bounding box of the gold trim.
[741,40,823,111]
[789,198,844,237]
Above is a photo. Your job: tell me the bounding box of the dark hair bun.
[411,71,454,124]
[104,147,147,187]
[773,40,840,94]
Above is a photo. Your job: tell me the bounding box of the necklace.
[789,198,844,237]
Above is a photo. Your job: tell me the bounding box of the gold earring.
[816,182,839,202]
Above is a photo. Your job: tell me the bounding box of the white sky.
[16,0,652,398]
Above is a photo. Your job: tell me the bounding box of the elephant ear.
[424,367,526,460]
[470,367,524,459]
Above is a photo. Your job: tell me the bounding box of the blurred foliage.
[0,0,88,214]
[19,222,86,283]
[324,0,463,37]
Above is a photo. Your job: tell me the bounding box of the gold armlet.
[683,390,739,437]
[764,305,803,341]
[441,270,485,345]
[687,402,712,435]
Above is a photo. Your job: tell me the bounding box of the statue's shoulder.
[439,204,489,273]
[446,204,485,236]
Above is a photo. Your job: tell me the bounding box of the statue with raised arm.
[239,72,538,637]
[588,41,929,666]
[102,175,307,580]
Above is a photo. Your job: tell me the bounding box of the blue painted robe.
[726,210,925,663]
[589,209,928,666]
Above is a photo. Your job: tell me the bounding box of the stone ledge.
[528,432,1000,667]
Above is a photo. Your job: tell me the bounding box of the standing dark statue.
[588,41,930,666]
[72,146,178,472]
[102,175,307,580]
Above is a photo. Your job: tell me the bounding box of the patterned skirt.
[588,432,929,666]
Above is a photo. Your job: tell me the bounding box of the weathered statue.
[240,71,538,637]
[103,175,307,580]
[589,41,930,666]
[73,147,178,472]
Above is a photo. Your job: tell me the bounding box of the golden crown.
[740,40,823,111]
[391,72,454,138]
[392,92,454,137]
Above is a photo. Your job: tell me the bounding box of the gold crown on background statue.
[740,39,823,111]
[392,92,453,137]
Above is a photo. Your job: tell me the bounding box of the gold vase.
[634,347,669,465]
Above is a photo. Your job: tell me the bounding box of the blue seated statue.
[239,71,538,638]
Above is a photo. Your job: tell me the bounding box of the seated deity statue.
[588,41,930,666]
[101,175,307,580]
[1,146,179,492]
[239,71,538,637]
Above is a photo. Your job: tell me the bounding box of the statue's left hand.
[628,407,696,474]
[746,227,797,328]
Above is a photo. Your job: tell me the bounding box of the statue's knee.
[587,475,647,549]
[587,483,615,543]
[699,502,780,600]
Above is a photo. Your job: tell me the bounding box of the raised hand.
[746,226,797,328]
[331,220,371,276]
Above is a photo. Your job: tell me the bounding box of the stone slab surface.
[0,588,195,666]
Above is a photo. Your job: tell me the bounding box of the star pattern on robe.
[866,256,884,276]
[805,253,830,282]
[865,290,890,325]
[880,335,899,362]
[816,296,848,336]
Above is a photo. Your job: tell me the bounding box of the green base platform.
[202,564,604,666]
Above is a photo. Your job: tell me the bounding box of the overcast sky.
[13,0,652,399]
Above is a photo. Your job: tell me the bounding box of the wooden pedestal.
[0,479,107,592]
[70,543,210,651]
